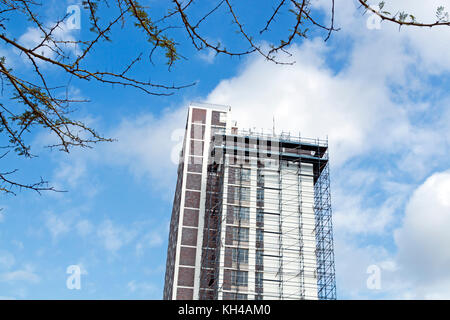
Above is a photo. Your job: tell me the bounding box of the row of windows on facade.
[212,134,286,154]
[231,167,278,184]
[221,154,281,168]
[231,187,264,202]
[231,247,264,266]
[191,125,227,141]
[232,206,265,223]
[232,227,264,243]
[230,270,264,288]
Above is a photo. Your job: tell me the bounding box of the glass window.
[256,209,264,224]
[235,293,248,300]
[219,112,227,123]
[231,270,248,286]
[257,169,264,185]
[241,187,250,201]
[233,206,249,222]
[234,187,250,202]
[256,229,263,243]
[239,168,250,182]
[233,227,249,242]
[256,272,263,288]
[232,248,249,264]
[256,250,263,266]
[257,188,264,201]
[212,127,226,136]
[232,167,250,182]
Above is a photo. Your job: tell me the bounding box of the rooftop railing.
[212,127,328,148]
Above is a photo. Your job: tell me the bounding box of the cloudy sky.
[1,0,449,299]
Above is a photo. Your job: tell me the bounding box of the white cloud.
[205,33,449,176]
[105,107,187,191]
[334,170,450,299]
[334,235,399,299]
[0,265,40,284]
[76,219,93,237]
[45,212,71,240]
[127,280,159,297]
[314,0,450,73]
[333,190,401,235]
[17,21,80,63]
[54,160,87,189]
[42,207,93,241]
[393,170,450,298]
[206,40,411,167]
[135,230,164,257]
[97,219,167,256]
[97,220,137,252]
[198,48,217,64]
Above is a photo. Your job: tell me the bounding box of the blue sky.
[1,0,450,299]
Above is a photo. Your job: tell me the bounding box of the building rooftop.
[190,101,231,112]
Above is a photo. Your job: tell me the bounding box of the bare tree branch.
[358,1,450,28]
[1,0,445,195]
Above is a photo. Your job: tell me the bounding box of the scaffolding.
[199,158,225,300]
[199,129,336,300]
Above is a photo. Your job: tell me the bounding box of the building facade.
[163,103,336,300]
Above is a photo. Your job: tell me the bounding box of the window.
[256,209,264,224]
[219,112,227,123]
[233,168,250,182]
[232,227,249,242]
[233,206,249,222]
[257,188,264,201]
[231,270,248,286]
[255,272,263,288]
[241,187,250,201]
[212,127,226,136]
[240,168,251,182]
[256,229,263,243]
[234,187,250,202]
[232,248,249,264]
[257,169,264,185]
[233,188,239,202]
[256,250,263,266]
[235,293,248,300]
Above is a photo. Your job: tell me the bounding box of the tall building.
[163,103,336,300]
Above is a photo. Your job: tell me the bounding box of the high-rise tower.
[163,103,336,300]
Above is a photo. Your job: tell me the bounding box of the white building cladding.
[164,103,336,300]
